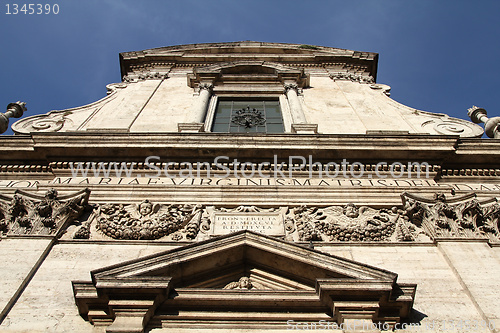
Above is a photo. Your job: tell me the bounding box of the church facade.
[0,41,499,332]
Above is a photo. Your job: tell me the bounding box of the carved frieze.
[91,201,204,241]
[0,188,90,236]
[401,192,500,241]
[330,72,374,84]
[285,203,426,242]
[65,193,500,244]
[122,71,169,82]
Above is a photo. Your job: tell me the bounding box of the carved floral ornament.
[71,192,500,244]
[0,188,90,236]
[401,192,500,241]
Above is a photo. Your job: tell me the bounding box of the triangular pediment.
[91,230,397,285]
[73,231,416,332]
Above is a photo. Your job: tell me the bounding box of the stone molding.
[122,71,170,83]
[187,61,310,89]
[72,231,415,332]
[291,123,318,134]
[177,123,204,132]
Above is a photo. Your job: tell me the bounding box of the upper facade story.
[0,41,497,174]
[10,41,486,137]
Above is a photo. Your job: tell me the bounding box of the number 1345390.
[6,4,59,15]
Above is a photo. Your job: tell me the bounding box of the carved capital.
[198,82,214,93]
[283,82,299,93]
[401,192,500,242]
[0,188,90,236]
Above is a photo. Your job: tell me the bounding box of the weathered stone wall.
[0,239,497,332]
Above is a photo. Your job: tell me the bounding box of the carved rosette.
[401,192,500,241]
[0,188,90,236]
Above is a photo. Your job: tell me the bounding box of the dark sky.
[1,0,499,135]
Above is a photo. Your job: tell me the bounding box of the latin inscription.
[212,214,284,236]
[0,177,499,192]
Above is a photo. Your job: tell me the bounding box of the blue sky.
[1,0,499,135]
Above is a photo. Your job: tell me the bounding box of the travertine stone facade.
[0,42,499,333]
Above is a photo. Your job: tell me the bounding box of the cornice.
[119,42,378,81]
[0,133,458,164]
[2,133,498,167]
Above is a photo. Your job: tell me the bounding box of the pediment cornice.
[73,230,416,332]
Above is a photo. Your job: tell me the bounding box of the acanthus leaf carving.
[401,192,500,242]
[0,188,90,236]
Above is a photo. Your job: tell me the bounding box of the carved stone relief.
[402,192,500,242]
[83,201,204,241]
[122,72,169,82]
[285,203,427,242]
[12,112,71,134]
[421,118,484,137]
[223,276,268,290]
[65,192,500,243]
[0,188,90,236]
[330,72,374,84]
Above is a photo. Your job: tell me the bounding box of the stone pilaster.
[284,83,306,124]
[178,83,213,132]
